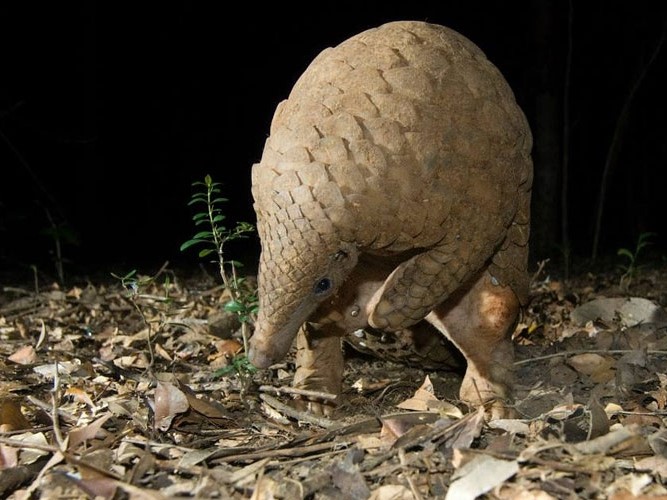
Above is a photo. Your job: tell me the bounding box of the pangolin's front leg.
[292,322,345,416]
[368,239,489,330]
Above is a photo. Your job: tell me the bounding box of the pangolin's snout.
[247,341,275,369]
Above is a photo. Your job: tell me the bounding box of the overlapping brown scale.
[251,20,532,352]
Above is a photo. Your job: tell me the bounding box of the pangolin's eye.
[313,277,333,295]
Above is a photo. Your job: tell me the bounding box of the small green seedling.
[112,269,154,296]
[214,355,257,378]
[181,174,257,377]
[111,268,174,367]
[617,231,656,290]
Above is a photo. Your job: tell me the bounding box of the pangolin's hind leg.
[292,322,344,417]
[425,269,519,418]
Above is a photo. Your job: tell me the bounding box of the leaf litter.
[0,261,667,498]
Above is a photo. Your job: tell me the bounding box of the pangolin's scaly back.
[250,21,532,366]
[253,21,531,251]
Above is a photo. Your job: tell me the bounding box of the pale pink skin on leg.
[425,270,519,419]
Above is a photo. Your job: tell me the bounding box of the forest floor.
[1,257,667,499]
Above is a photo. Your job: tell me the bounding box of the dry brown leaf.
[8,345,38,365]
[487,418,531,435]
[154,381,189,432]
[70,449,119,500]
[636,455,667,479]
[0,398,31,431]
[66,286,83,299]
[154,343,172,362]
[331,452,370,500]
[607,473,655,498]
[588,398,611,439]
[605,402,625,418]
[621,408,664,428]
[32,360,80,379]
[379,412,439,446]
[368,484,414,500]
[114,354,149,369]
[230,457,270,488]
[567,353,616,380]
[571,297,667,328]
[648,386,667,410]
[75,477,118,500]
[12,432,51,465]
[648,428,667,457]
[448,406,486,450]
[176,381,231,423]
[0,443,18,469]
[250,474,280,500]
[64,387,96,411]
[573,425,649,456]
[208,339,243,369]
[355,433,385,451]
[176,448,220,468]
[216,339,243,357]
[447,452,519,500]
[351,377,392,393]
[114,480,171,499]
[495,483,558,499]
[396,375,462,416]
[67,413,112,451]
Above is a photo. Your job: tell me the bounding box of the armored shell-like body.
[248,21,532,415]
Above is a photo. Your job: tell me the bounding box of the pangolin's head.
[247,192,359,368]
[248,230,358,368]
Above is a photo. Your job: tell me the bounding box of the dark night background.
[1,2,666,284]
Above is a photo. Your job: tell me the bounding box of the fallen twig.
[259,393,336,429]
[259,384,338,402]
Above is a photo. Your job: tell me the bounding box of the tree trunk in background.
[528,1,563,268]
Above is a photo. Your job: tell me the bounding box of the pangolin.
[247,20,532,417]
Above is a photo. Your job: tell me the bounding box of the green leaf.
[214,365,236,377]
[212,215,226,223]
[617,248,633,259]
[212,197,229,204]
[198,248,215,258]
[192,230,214,240]
[122,269,137,280]
[224,300,245,313]
[111,269,137,281]
[180,239,206,251]
[187,198,208,206]
[192,213,208,221]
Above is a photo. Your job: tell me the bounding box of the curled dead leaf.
[154,381,190,432]
[0,398,31,431]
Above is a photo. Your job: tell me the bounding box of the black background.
[1,2,666,283]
